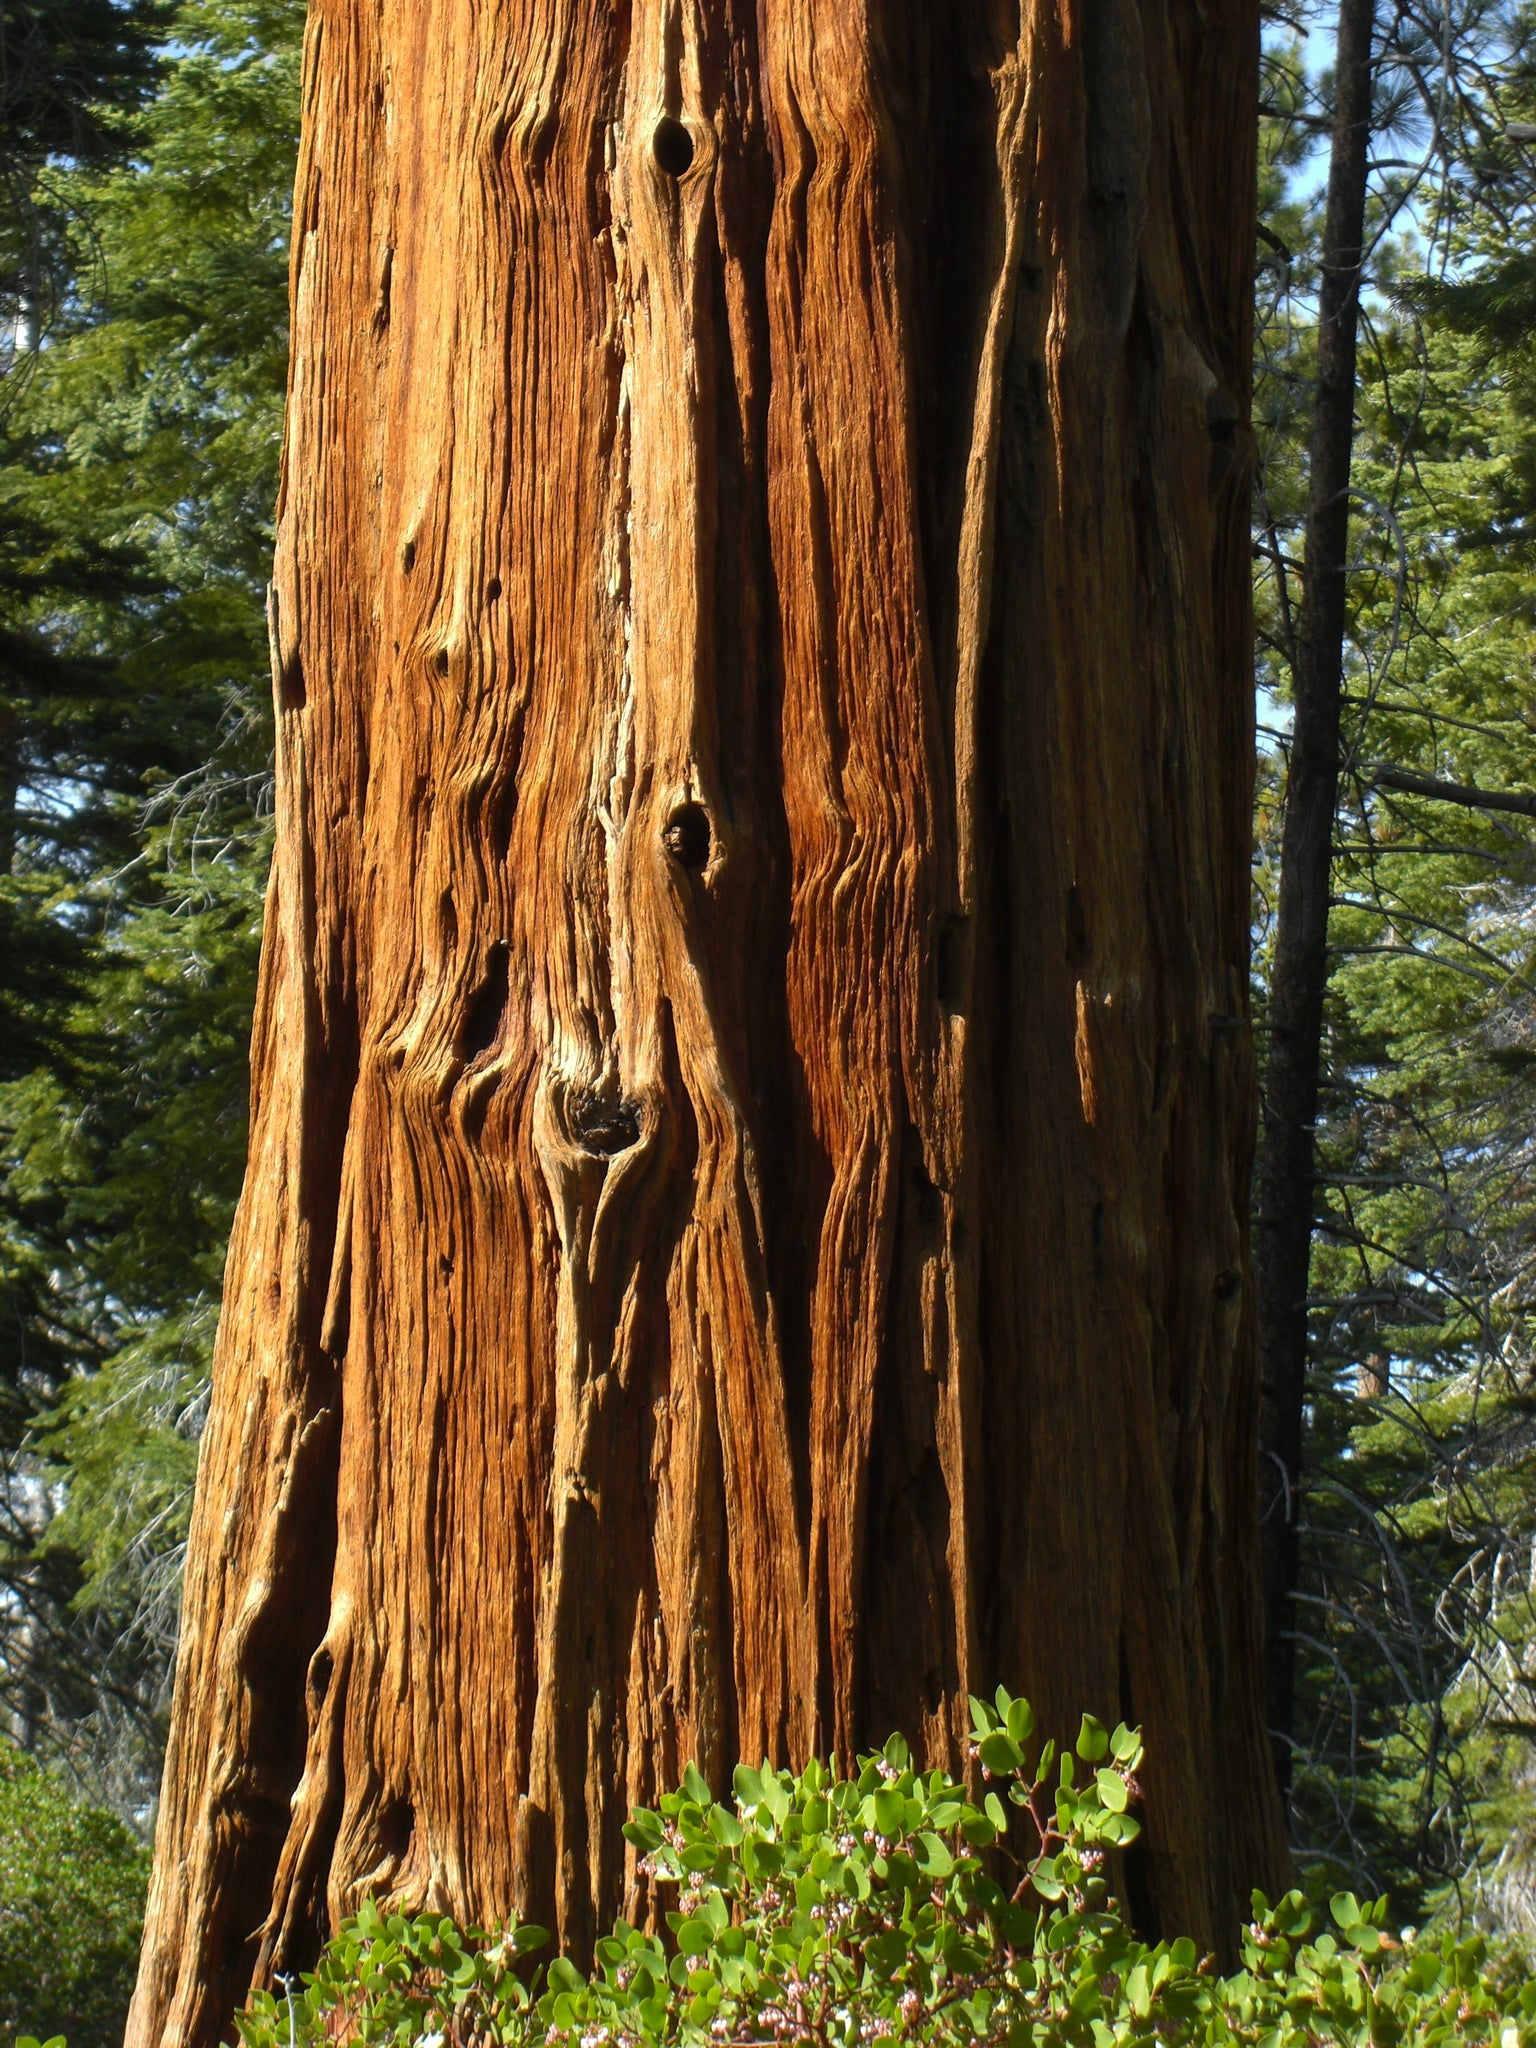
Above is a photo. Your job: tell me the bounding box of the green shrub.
[0,1742,148,2048]
[235,1690,1535,2048]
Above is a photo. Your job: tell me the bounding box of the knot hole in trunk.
[663,802,711,872]
[652,116,694,177]
[569,1090,642,1156]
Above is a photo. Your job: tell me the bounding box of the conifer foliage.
[0,0,303,1814]
[1253,0,1536,1926]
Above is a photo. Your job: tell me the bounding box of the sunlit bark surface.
[129,3,1286,2041]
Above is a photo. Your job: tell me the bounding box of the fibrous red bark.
[129,4,1286,2042]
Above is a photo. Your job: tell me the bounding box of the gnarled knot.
[568,1090,642,1156]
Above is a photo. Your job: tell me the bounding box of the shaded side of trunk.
[1254,0,1375,1798]
[131,4,1286,2043]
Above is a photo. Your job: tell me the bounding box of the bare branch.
[1369,764,1536,819]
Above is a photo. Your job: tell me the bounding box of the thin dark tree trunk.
[0,707,16,878]
[1255,0,1377,1799]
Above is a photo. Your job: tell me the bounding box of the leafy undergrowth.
[0,1742,148,2048]
[221,1692,1534,2048]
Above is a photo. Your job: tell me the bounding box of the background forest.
[0,0,1534,2039]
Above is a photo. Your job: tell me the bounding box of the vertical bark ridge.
[126,6,377,2036]
[131,3,1288,2039]
[966,0,1281,1945]
[761,0,953,1773]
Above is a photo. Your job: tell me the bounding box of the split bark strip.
[130,5,1289,2041]
[1254,0,1377,1799]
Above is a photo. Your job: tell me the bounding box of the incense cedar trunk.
[129,4,1286,2042]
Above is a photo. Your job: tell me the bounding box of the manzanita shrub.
[0,1741,148,2048]
[232,1691,1532,2048]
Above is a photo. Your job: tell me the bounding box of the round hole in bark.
[652,116,695,177]
[402,539,416,573]
[663,801,711,872]
[486,576,502,602]
[380,1797,415,1858]
[435,648,450,676]
[569,1092,641,1156]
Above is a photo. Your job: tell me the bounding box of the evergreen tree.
[1253,0,1536,1925]
[0,0,166,343]
[0,0,302,1815]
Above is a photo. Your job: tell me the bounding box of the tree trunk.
[1254,0,1375,1800]
[129,3,1286,2041]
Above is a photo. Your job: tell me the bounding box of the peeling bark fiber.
[129,3,1287,2042]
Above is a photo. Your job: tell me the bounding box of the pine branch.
[1368,764,1536,819]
